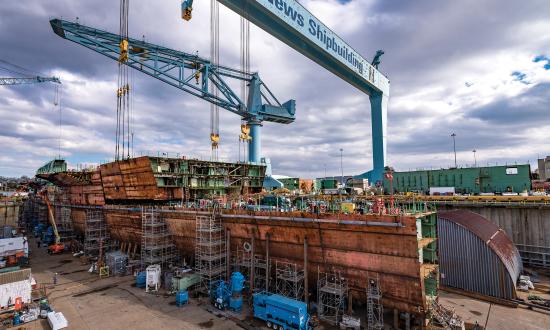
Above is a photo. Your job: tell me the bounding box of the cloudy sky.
[1,0,549,178]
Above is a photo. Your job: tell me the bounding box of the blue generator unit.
[253,292,309,330]
[210,272,245,312]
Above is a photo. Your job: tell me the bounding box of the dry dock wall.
[438,205,550,268]
[0,202,21,227]
[437,206,550,248]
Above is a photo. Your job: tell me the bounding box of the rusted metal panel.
[105,207,429,315]
[70,208,86,233]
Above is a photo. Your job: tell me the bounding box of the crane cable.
[0,59,45,78]
[116,0,131,161]
[55,84,62,160]
[239,5,250,163]
[210,0,220,161]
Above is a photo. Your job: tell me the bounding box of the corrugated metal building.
[438,210,522,300]
[384,164,531,194]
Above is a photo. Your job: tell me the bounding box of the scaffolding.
[233,245,252,290]
[195,207,226,292]
[317,269,348,325]
[233,244,271,293]
[367,276,384,330]
[275,260,304,300]
[254,254,270,292]
[84,209,110,257]
[141,207,177,268]
[23,195,47,230]
[54,194,74,243]
[21,197,34,230]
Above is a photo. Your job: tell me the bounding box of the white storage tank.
[146,264,161,292]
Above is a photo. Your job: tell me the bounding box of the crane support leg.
[368,93,388,185]
[248,121,262,164]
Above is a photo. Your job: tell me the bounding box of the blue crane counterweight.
[49,18,295,164]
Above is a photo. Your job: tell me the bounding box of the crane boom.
[50,18,295,163]
[206,0,390,183]
[0,76,61,85]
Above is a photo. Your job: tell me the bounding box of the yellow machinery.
[40,191,65,254]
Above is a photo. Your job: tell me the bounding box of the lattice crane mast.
[50,19,295,164]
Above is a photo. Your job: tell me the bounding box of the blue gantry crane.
[49,19,295,164]
[182,0,391,184]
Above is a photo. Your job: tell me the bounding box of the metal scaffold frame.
[233,245,270,293]
[141,207,177,268]
[24,195,47,229]
[54,193,74,243]
[233,245,252,290]
[253,254,270,292]
[84,209,110,257]
[275,260,304,300]
[317,268,348,325]
[367,276,384,330]
[195,207,226,292]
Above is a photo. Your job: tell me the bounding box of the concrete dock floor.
[11,238,550,330]
[438,291,550,330]
[14,239,245,330]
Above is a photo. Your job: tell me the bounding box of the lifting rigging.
[239,3,251,162]
[210,0,220,161]
[50,18,295,164]
[116,0,132,161]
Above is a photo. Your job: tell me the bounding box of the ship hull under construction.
[35,157,438,319]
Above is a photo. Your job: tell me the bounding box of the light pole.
[339,148,344,188]
[451,133,457,167]
[473,149,477,167]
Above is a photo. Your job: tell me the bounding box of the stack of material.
[105,251,128,276]
[339,315,360,330]
[518,275,535,292]
[428,299,464,330]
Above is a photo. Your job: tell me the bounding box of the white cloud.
[1,0,549,178]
